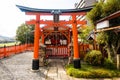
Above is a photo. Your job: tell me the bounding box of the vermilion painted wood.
[72,15,79,59]
[0,44,34,59]
[33,14,40,59]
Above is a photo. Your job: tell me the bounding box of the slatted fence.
[0,44,33,59]
[46,46,68,57]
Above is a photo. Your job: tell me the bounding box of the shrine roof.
[16,5,93,13]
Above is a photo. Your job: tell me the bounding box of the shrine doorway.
[44,29,69,58]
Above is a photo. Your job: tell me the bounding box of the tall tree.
[16,24,34,44]
[86,0,120,60]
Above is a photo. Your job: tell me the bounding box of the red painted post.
[15,44,16,54]
[32,14,40,70]
[26,43,27,51]
[4,45,7,57]
[72,15,81,68]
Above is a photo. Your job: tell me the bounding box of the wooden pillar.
[68,30,71,56]
[42,33,44,44]
[72,15,81,68]
[32,14,40,70]
[68,30,71,45]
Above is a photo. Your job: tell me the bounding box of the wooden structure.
[95,10,120,32]
[95,10,120,69]
[17,5,92,70]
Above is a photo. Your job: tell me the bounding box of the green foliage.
[67,67,93,78]
[66,64,120,78]
[96,32,108,44]
[79,25,93,43]
[86,1,104,25]
[103,58,116,69]
[91,69,112,78]
[16,24,34,44]
[87,0,120,26]
[102,0,120,17]
[84,50,102,66]
[87,0,120,63]
[0,42,20,47]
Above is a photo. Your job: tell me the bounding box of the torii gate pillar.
[32,14,40,70]
[72,15,81,68]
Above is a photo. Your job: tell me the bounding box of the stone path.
[46,59,73,80]
[0,51,120,80]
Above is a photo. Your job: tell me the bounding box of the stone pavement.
[0,51,120,80]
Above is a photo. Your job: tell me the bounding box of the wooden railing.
[46,46,68,57]
[0,44,33,59]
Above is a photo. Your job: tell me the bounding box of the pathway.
[0,51,120,80]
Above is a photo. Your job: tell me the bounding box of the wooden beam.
[25,12,86,16]
[42,24,70,29]
[95,26,120,33]
[77,20,86,25]
[26,12,51,15]
[26,19,86,25]
[96,10,120,23]
[61,12,86,16]
[26,20,36,25]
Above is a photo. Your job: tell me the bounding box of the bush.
[84,50,102,66]
[66,64,120,78]
[103,58,116,69]
[66,67,113,78]
[66,68,93,78]
[91,69,112,78]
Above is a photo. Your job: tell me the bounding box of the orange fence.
[0,44,33,59]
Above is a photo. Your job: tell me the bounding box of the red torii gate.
[17,5,92,70]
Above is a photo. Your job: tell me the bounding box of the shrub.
[66,68,75,76]
[103,58,116,69]
[66,64,120,78]
[66,68,93,78]
[84,50,102,66]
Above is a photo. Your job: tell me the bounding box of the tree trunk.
[106,45,112,60]
[117,54,120,70]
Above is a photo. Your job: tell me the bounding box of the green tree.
[87,0,120,60]
[79,25,93,43]
[86,1,104,26]
[16,24,34,44]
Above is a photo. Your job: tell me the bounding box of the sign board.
[96,20,109,29]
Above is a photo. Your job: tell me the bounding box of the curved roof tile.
[16,5,93,13]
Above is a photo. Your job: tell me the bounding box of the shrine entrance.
[45,32,68,57]
[17,5,92,70]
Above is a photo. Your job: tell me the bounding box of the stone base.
[32,59,39,70]
[73,58,81,69]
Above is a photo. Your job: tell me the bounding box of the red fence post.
[15,44,16,54]
[4,45,7,57]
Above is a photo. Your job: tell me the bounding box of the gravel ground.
[0,52,47,80]
[0,51,120,80]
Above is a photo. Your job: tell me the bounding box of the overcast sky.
[0,0,79,37]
